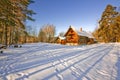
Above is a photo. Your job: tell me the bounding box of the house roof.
[77,31,94,38]
[65,25,94,38]
[58,36,66,40]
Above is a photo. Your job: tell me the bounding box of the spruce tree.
[94,4,120,42]
[0,0,35,46]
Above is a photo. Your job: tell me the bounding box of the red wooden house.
[64,26,95,45]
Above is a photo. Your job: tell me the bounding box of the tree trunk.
[5,24,8,46]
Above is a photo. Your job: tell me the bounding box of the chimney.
[80,27,82,32]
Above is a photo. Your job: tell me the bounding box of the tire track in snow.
[1,45,79,79]
[12,48,81,80]
[3,43,104,76]
[11,43,106,79]
[42,44,114,80]
[76,44,114,80]
[42,44,108,79]
[0,43,111,80]
[60,44,114,80]
[0,44,54,79]
[49,45,110,79]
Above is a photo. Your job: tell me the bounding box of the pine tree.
[0,0,35,46]
[94,4,120,42]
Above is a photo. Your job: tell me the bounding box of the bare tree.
[38,24,56,42]
[38,28,46,42]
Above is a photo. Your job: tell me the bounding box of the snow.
[58,36,66,40]
[77,31,94,38]
[0,43,120,80]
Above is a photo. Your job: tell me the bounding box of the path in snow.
[0,43,120,80]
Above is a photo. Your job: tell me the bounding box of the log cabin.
[64,26,95,45]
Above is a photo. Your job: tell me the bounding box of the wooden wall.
[65,28,79,45]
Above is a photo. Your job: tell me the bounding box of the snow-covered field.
[0,43,120,80]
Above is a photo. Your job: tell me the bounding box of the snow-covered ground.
[0,43,120,80]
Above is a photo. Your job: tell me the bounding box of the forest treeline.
[0,0,35,46]
[0,1,120,47]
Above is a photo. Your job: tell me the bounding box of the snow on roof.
[58,36,66,40]
[70,25,94,38]
[77,31,94,38]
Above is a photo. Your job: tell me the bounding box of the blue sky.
[27,0,120,35]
